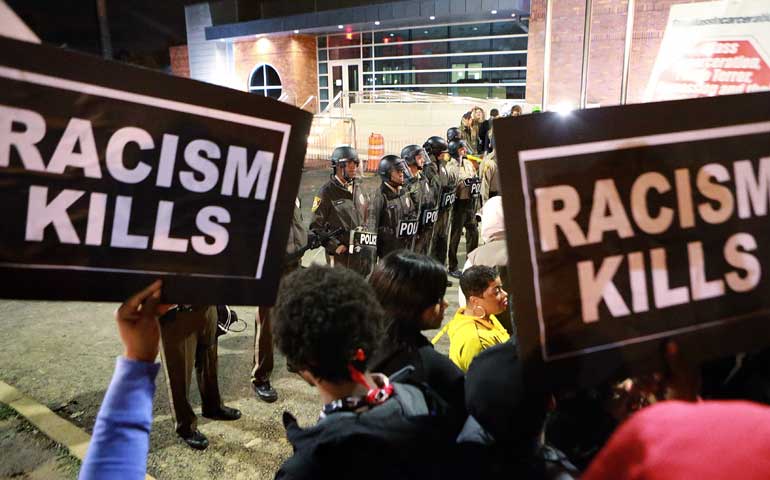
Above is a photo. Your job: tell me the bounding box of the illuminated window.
[248,64,282,99]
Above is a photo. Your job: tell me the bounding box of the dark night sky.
[6,0,198,69]
[5,1,406,70]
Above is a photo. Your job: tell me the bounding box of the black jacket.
[478,118,491,153]
[371,331,465,422]
[373,182,418,258]
[276,383,461,480]
[309,176,371,254]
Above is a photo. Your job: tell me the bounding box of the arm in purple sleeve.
[79,356,159,480]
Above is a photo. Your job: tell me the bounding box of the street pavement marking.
[0,380,156,480]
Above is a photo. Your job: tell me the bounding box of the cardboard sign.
[0,36,312,305]
[646,0,770,101]
[495,91,770,388]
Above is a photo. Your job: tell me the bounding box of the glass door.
[329,60,362,113]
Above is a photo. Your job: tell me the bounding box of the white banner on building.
[645,0,770,102]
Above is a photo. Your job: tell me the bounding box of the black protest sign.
[0,36,312,305]
[495,91,770,388]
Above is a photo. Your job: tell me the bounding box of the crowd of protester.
[77,106,770,479]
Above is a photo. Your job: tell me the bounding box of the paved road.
[0,169,469,480]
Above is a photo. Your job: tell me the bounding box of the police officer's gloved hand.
[325,239,341,256]
[307,232,321,250]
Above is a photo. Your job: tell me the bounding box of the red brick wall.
[169,45,190,78]
[232,34,318,113]
[526,0,702,107]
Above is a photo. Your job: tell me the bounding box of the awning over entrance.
[205,0,530,41]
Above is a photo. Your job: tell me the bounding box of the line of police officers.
[160,129,495,451]
[310,128,487,278]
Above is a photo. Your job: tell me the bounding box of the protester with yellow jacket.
[432,265,510,371]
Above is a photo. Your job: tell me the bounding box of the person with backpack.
[273,266,461,479]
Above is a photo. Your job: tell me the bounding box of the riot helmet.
[330,145,360,182]
[423,136,449,158]
[446,127,461,143]
[378,154,410,187]
[448,139,469,160]
[400,144,426,171]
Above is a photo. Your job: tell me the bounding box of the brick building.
[171,0,712,112]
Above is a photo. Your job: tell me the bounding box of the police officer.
[423,136,457,267]
[310,146,376,276]
[480,137,500,204]
[160,305,241,450]
[252,198,306,403]
[373,154,419,258]
[445,139,480,278]
[447,127,461,143]
[401,144,438,255]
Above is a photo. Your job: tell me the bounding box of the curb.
[0,380,156,480]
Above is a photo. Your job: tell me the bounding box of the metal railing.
[300,95,317,111]
[308,89,524,169]
[321,89,518,115]
[305,114,357,169]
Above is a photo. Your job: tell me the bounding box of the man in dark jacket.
[251,199,307,403]
[372,155,419,259]
[309,146,376,276]
[458,341,579,479]
[423,136,457,268]
[272,266,460,479]
[401,144,439,255]
[445,140,480,277]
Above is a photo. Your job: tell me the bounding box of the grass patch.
[0,402,17,421]
[55,446,81,478]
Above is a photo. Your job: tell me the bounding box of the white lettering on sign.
[442,191,456,208]
[576,234,761,323]
[0,103,284,261]
[23,186,232,255]
[398,220,418,237]
[0,104,278,200]
[535,157,770,252]
[358,233,378,246]
[424,209,439,225]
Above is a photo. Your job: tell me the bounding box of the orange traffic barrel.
[367,133,384,172]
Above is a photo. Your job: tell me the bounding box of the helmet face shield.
[387,158,409,186]
[338,157,361,181]
[416,148,429,167]
[396,158,410,176]
[331,146,360,182]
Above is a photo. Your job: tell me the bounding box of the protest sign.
[0,36,313,305]
[495,91,770,388]
[646,0,770,101]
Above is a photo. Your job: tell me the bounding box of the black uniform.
[310,175,375,276]
[429,154,458,266]
[446,154,480,273]
[373,182,419,258]
[409,171,439,255]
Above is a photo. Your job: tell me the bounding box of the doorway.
[329,59,362,113]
